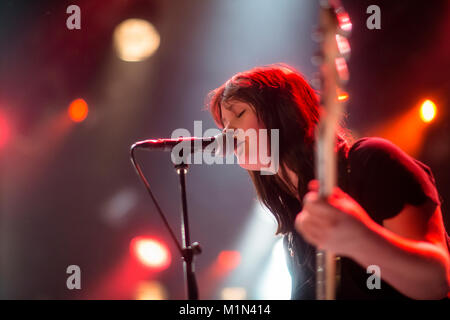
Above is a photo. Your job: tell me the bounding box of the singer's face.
[220,100,272,171]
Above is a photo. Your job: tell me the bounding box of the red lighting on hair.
[130,237,171,270]
[68,98,88,123]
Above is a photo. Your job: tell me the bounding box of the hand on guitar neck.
[294,179,374,258]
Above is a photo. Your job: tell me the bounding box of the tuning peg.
[336,34,351,57]
[335,57,350,83]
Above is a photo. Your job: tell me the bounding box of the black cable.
[130,145,183,255]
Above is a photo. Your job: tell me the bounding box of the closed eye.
[237,110,245,118]
[222,110,245,127]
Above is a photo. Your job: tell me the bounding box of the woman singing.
[207,64,450,299]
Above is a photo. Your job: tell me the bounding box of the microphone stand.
[130,146,202,300]
[175,162,202,300]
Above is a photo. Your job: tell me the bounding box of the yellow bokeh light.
[113,19,160,62]
[221,287,247,300]
[420,99,436,123]
[135,281,168,300]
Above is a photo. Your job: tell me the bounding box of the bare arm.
[296,183,450,300]
[349,200,450,299]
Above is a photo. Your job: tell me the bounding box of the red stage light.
[130,237,171,270]
[68,98,88,123]
[0,112,10,148]
[217,250,241,271]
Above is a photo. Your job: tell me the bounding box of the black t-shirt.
[284,137,446,299]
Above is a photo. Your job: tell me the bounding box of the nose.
[222,127,238,147]
[224,120,242,132]
[223,124,233,131]
[222,126,233,136]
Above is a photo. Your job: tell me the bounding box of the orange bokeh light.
[368,98,442,157]
[68,98,88,122]
[420,99,437,123]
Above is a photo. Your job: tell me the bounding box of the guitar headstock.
[316,0,352,118]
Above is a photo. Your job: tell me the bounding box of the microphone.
[131,131,236,157]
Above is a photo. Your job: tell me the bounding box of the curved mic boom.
[131,131,236,157]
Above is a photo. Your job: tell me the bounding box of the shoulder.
[349,137,406,161]
[347,137,429,176]
[346,136,441,210]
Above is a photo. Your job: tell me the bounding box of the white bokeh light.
[255,238,292,299]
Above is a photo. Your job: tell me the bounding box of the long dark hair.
[207,63,351,235]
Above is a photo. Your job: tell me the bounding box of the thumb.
[307,179,319,191]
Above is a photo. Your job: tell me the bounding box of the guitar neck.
[314,0,352,300]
